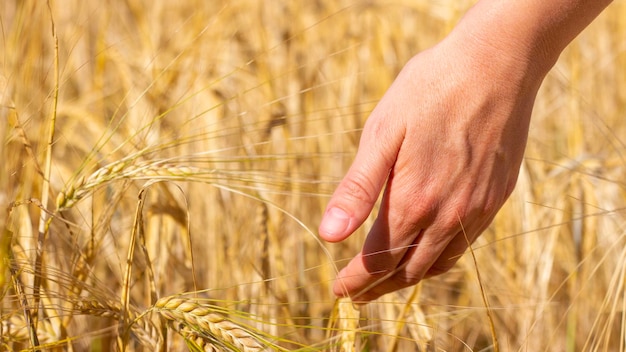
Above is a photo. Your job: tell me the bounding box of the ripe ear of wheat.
[153,295,279,352]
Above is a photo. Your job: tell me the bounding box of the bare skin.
[319,0,613,302]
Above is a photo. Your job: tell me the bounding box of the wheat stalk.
[30,3,60,347]
[153,295,276,352]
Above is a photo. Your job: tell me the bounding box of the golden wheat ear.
[153,295,283,352]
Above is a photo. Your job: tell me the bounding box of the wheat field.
[1,0,626,351]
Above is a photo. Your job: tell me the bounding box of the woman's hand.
[319,27,545,301]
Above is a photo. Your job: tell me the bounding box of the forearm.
[449,0,613,81]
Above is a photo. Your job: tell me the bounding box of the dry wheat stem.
[5,228,39,348]
[118,184,147,351]
[30,3,60,346]
[459,214,499,352]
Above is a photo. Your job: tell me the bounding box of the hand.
[319,31,545,302]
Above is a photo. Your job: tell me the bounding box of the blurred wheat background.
[1,0,625,351]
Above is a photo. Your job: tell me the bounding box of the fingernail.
[320,207,350,238]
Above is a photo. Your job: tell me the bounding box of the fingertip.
[319,207,352,242]
[332,268,351,297]
[332,263,376,302]
[332,279,378,303]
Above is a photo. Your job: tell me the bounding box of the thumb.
[319,116,404,242]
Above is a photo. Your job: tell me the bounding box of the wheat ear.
[74,299,161,349]
[55,160,202,211]
[153,295,271,352]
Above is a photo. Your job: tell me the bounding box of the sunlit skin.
[319,0,614,302]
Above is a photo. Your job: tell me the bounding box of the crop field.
[1,0,626,350]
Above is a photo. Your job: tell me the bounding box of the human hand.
[319,30,547,301]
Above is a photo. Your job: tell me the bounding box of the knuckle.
[426,257,459,277]
[339,171,381,206]
[446,190,500,228]
[425,263,454,278]
[399,192,439,224]
[391,271,423,288]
